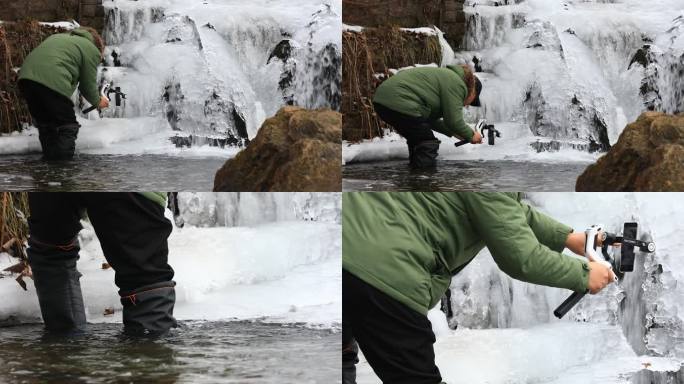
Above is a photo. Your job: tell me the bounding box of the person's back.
[19,29,101,105]
[343,192,589,315]
[18,27,105,160]
[371,65,478,168]
[373,66,468,121]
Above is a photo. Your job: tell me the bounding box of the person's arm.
[520,201,615,293]
[520,202,575,253]
[439,79,474,142]
[78,48,101,107]
[431,119,464,137]
[460,193,589,292]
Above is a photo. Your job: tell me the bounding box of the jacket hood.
[71,28,96,45]
[446,65,465,78]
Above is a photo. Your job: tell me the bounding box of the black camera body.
[601,222,655,273]
[454,120,502,147]
[481,124,501,146]
[554,222,656,319]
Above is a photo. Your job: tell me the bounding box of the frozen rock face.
[628,15,684,114]
[576,112,684,191]
[453,0,682,153]
[213,106,341,192]
[173,192,341,228]
[99,0,341,148]
[443,193,684,362]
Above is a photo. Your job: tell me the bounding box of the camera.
[481,123,501,146]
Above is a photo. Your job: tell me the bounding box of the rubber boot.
[38,123,80,160]
[342,340,359,384]
[120,281,178,336]
[27,237,86,334]
[410,139,440,169]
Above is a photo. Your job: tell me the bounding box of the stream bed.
[0,321,340,383]
[343,160,589,191]
[0,154,228,191]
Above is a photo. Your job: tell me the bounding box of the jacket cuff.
[575,260,591,292]
[547,224,573,253]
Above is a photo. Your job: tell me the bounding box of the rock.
[267,39,293,64]
[576,112,684,191]
[213,106,341,191]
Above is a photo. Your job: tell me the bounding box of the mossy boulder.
[576,112,684,191]
[213,106,341,192]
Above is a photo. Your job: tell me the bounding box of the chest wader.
[26,193,177,336]
[36,123,81,161]
[27,236,86,333]
[18,79,81,161]
[373,103,440,168]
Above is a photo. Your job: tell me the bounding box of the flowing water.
[343,160,587,191]
[0,321,340,384]
[0,154,226,191]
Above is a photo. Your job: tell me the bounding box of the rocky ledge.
[213,106,341,191]
[576,112,684,191]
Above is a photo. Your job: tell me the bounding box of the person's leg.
[83,193,176,335]
[26,193,87,333]
[18,79,80,160]
[342,273,360,384]
[373,103,440,167]
[343,270,443,384]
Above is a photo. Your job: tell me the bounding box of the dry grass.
[342,26,442,141]
[0,193,30,289]
[0,192,29,258]
[0,20,67,134]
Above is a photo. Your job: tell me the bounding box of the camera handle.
[554,225,617,319]
[82,82,112,114]
[455,120,501,146]
[454,119,487,147]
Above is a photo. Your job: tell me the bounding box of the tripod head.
[553,222,655,319]
[454,119,501,147]
[81,83,127,114]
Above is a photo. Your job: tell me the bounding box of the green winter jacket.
[342,192,590,316]
[138,192,168,208]
[372,65,474,141]
[19,28,101,106]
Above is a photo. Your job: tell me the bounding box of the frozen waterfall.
[96,0,341,148]
[451,0,683,153]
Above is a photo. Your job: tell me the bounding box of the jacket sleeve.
[438,79,474,141]
[461,193,589,292]
[521,202,574,253]
[78,48,101,107]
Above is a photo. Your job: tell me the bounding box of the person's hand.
[471,131,483,144]
[98,96,110,109]
[587,261,616,294]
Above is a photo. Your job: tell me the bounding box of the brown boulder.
[213,106,341,191]
[576,112,684,191]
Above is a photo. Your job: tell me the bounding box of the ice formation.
[0,193,341,329]
[99,0,341,147]
[457,0,684,150]
[356,193,684,383]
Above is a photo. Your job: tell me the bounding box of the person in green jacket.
[18,27,109,160]
[342,192,616,384]
[27,192,177,336]
[372,64,484,168]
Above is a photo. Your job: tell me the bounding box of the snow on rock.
[175,192,341,227]
[342,124,601,165]
[358,322,682,384]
